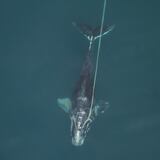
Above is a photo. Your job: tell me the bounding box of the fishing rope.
[89,0,107,117]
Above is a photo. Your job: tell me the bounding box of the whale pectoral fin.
[57,98,72,113]
[94,100,110,116]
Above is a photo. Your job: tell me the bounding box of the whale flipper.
[94,100,110,116]
[57,98,72,113]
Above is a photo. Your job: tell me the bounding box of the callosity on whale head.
[70,109,92,146]
[57,98,110,146]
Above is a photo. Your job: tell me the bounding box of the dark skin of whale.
[57,23,114,146]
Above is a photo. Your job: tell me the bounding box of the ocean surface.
[0,0,160,159]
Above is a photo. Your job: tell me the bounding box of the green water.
[0,0,160,159]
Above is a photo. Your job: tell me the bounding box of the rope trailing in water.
[89,0,107,116]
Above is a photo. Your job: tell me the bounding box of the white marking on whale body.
[77,96,88,102]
